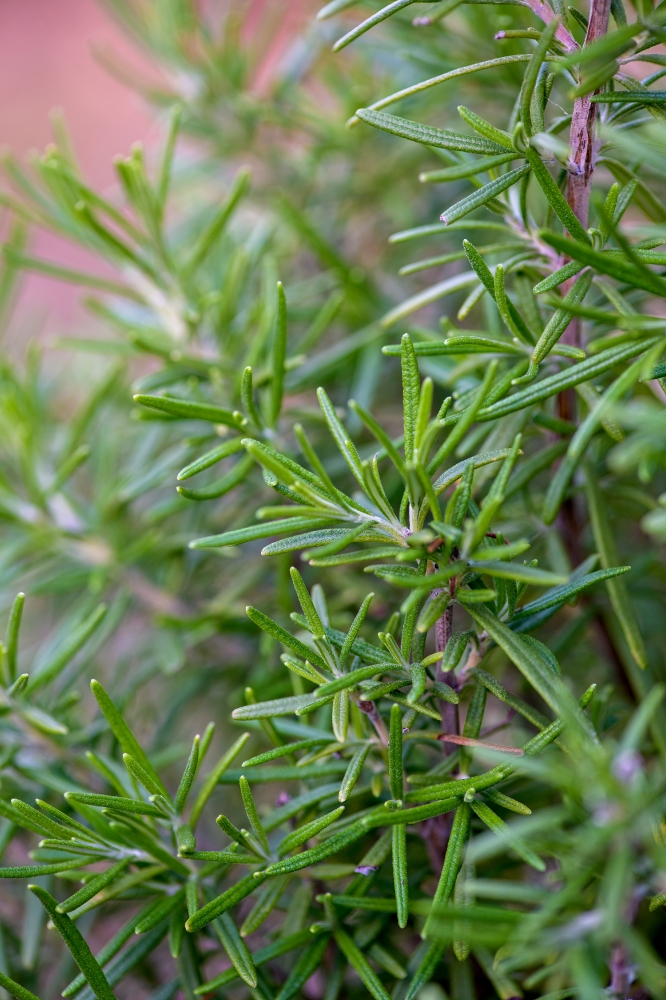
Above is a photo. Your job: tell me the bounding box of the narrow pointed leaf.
[28,885,118,1000]
[355,109,511,155]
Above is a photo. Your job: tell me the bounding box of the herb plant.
[1,1,666,999]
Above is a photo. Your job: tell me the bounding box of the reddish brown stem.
[566,0,611,235]
[523,0,578,50]
[561,0,611,359]
[435,597,459,749]
[358,700,388,745]
[422,587,460,873]
[557,0,611,529]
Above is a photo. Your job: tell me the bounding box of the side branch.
[522,0,578,50]
[566,0,611,233]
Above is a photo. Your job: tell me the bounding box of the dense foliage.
[2,0,666,998]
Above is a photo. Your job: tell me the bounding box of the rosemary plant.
[2,0,666,998]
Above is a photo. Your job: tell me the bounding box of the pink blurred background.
[0,0,313,340]
[0,0,154,331]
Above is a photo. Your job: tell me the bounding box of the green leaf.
[0,857,101,879]
[242,738,328,766]
[123,754,169,801]
[333,928,392,1000]
[62,903,155,996]
[355,109,511,155]
[525,151,592,244]
[470,800,545,870]
[185,872,263,932]
[462,241,535,344]
[317,387,366,488]
[277,806,345,857]
[248,607,329,667]
[366,798,461,827]
[231,692,329,719]
[381,271,479,328]
[289,567,325,639]
[403,941,446,1000]
[520,634,560,676]
[442,631,474,671]
[65,792,165,818]
[417,590,451,634]
[132,394,242,428]
[429,362,499,475]
[5,591,24,684]
[275,933,330,1000]
[391,335,523,355]
[175,735,200,813]
[540,230,666,296]
[392,822,409,928]
[602,159,666,224]
[0,972,41,1000]
[27,604,107,693]
[333,0,418,51]
[90,680,168,798]
[184,166,251,272]
[177,453,254,501]
[389,704,404,800]
[191,515,342,550]
[309,544,402,566]
[473,668,549,730]
[317,664,386,696]
[17,705,68,736]
[465,604,596,737]
[520,17,560,136]
[457,106,515,150]
[221,762,349,784]
[475,338,658,423]
[239,776,270,854]
[195,929,318,993]
[74,925,168,1000]
[270,282,287,426]
[261,822,368,876]
[391,221,511,243]
[481,788,532,815]
[530,270,593,368]
[504,440,568,499]
[470,561,567,585]
[339,743,372,802]
[510,567,630,627]
[584,462,647,668]
[460,682,487,773]
[213,912,257,988]
[542,350,653,524]
[340,593,375,663]
[355,56,532,120]
[188,732,250,830]
[533,260,584,293]
[240,874,291,936]
[177,437,245,481]
[423,803,471,938]
[6,799,66,839]
[420,153,519,181]
[134,890,185,933]
[557,21,643,69]
[28,884,118,1000]
[323,894,397,911]
[402,333,420,463]
[440,164,530,226]
[56,860,129,913]
[181,850,256,863]
[244,438,330,494]
[465,431,522,550]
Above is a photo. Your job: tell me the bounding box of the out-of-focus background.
[0,0,153,328]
